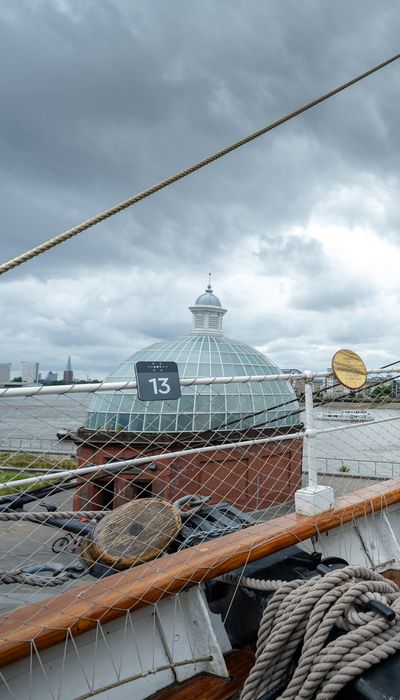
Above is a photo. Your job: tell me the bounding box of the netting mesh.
[0,368,400,697]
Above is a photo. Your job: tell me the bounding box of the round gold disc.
[331,349,367,390]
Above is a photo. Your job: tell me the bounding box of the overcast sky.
[1,0,400,378]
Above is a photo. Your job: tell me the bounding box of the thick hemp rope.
[0,510,107,524]
[0,570,72,586]
[221,566,400,700]
[1,52,400,276]
[0,510,107,586]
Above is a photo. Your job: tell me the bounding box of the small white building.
[0,363,11,384]
[21,361,39,384]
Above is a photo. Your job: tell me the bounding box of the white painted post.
[295,371,334,515]
[304,379,318,487]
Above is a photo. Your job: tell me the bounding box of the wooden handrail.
[0,477,399,668]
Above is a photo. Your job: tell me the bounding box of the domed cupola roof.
[194,285,222,307]
[85,280,298,434]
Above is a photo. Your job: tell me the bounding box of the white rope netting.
[0,370,399,587]
[0,369,399,697]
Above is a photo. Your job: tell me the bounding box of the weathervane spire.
[207,272,212,291]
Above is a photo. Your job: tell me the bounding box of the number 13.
[148,377,171,395]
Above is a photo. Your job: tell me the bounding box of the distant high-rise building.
[0,363,11,384]
[63,356,73,383]
[21,361,39,384]
[392,379,400,398]
[46,371,58,382]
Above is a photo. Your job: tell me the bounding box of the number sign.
[135,361,181,402]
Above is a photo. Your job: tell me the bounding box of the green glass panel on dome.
[85,286,300,433]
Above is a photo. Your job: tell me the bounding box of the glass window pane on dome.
[234,383,247,397]
[178,396,194,412]
[211,395,227,412]
[88,395,101,411]
[241,416,257,429]
[225,413,238,425]
[86,413,96,429]
[239,396,254,411]
[149,400,166,412]
[177,414,192,431]
[144,414,160,431]
[226,395,241,411]
[210,383,225,395]
[252,411,266,426]
[195,396,211,412]
[103,414,116,431]
[117,414,129,429]
[160,415,176,431]
[129,416,144,432]
[110,395,124,412]
[190,415,205,431]
[266,411,278,424]
[210,414,226,429]
[96,392,111,409]
[173,348,187,360]
[133,399,146,413]
[120,394,135,412]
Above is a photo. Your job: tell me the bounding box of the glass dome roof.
[85,334,299,434]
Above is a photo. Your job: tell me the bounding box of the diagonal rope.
[1,51,400,276]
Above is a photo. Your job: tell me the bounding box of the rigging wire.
[1,51,400,276]
[209,360,400,432]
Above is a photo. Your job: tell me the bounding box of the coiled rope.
[1,52,400,276]
[221,566,400,700]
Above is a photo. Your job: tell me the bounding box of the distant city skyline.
[0,357,98,382]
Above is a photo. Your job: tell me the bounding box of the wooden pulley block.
[85,498,182,570]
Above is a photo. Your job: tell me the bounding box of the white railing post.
[304,378,318,487]
[295,371,335,515]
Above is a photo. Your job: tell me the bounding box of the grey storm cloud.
[1,0,400,376]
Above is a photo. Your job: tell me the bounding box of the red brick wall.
[74,437,303,512]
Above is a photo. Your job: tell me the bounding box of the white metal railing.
[0,366,397,398]
[309,457,400,479]
[0,437,75,456]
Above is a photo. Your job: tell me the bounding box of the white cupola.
[189,277,227,335]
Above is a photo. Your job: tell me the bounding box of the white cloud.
[1,0,400,377]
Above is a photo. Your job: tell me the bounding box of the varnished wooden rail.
[0,477,400,668]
